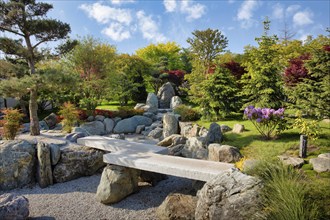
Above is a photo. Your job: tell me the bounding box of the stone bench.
[103,151,234,182]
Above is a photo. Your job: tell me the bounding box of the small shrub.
[58,102,79,133]
[235,156,247,171]
[173,104,200,122]
[244,106,286,139]
[0,108,24,140]
[77,109,88,121]
[293,111,321,140]
[246,160,320,220]
[94,109,114,118]
[112,106,144,119]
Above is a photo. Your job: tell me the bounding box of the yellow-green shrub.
[58,102,79,133]
[0,108,24,140]
[173,104,200,122]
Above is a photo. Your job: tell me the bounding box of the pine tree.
[0,0,70,135]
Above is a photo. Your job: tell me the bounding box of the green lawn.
[96,101,136,111]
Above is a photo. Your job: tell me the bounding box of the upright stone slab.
[43,113,57,129]
[205,122,222,144]
[104,118,115,134]
[170,96,183,109]
[37,142,53,188]
[96,165,140,204]
[163,114,179,138]
[158,82,175,108]
[146,93,158,113]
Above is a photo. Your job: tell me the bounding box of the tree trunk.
[29,88,40,135]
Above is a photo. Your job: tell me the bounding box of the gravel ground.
[2,174,193,220]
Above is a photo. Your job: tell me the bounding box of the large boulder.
[95,115,105,122]
[113,116,152,134]
[232,124,245,133]
[148,128,163,139]
[170,96,183,109]
[195,169,263,220]
[0,193,29,220]
[43,113,57,129]
[158,82,175,108]
[0,140,36,190]
[80,121,105,135]
[157,193,197,220]
[53,145,104,183]
[104,118,115,134]
[163,114,179,138]
[146,93,158,113]
[309,153,330,172]
[36,142,53,188]
[182,137,208,159]
[179,122,194,137]
[205,122,222,144]
[96,165,140,204]
[157,134,187,147]
[49,143,61,165]
[208,144,242,163]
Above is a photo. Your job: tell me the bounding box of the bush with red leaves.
[221,60,246,80]
[284,54,310,87]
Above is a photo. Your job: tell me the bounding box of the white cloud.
[102,22,131,41]
[286,5,301,15]
[136,10,167,42]
[80,3,132,25]
[110,0,135,5]
[237,0,260,29]
[164,0,177,12]
[228,0,235,4]
[180,0,206,21]
[293,10,313,26]
[272,3,284,20]
[163,0,206,21]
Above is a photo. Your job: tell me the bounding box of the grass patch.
[96,101,136,111]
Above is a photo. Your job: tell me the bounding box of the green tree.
[136,42,183,70]
[67,36,117,113]
[113,54,151,104]
[240,18,285,108]
[201,66,240,119]
[0,0,70,135]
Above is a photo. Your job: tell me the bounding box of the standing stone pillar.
[299,135,308,158]
[37,142,53,188]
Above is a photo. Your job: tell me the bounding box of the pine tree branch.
[0,26,24,37]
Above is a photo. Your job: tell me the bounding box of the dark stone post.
[299,135,308,158]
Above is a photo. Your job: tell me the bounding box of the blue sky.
[45,0,329,54]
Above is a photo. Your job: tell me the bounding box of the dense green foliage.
[0,108,24,140]
[173,104,200,122]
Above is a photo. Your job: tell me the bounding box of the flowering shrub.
[244,106,285,139]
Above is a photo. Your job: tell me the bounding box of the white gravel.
[2,174,193,220]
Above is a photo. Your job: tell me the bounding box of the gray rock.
[208,144,242,163]
[53,145,104,183]
[179,122,194,137]
[0,193,29,220]
[143,112,157,121]
[310,153,330,172]
[80,121,105,135]
[163,114,179,138]
[39,120,49,130]
[136,125,145,134]
[146,93,158,113]
[139,170,167,186]
[158,82,175,108]
[95,115,105,122]
[148,128,163,139]
[49,144,61,166]
[220,124,231,133]
[168,144,185,156]
[189,124,201,137]
[278,156,305,168]
[206,123,222,144]
[198,127,208,137]
[113,116,152,134]
[86,116,94,122]
[232,124,245,133]
[72,127,91,136]
[157,134,187,147]
[113,117,122,124]
[134,103,146,110]
[96,165,140,204]
[157,193,197,220]
[170,96,183,109]
[43,113,57,129]
[65,132,87,143]
[108,134,125,140]
[195,169,263,220]
[104,118,115,134]
[21,123,30,133]
[0,140,36,190]
[182,137,208,159]
[36,142,53,188]
[150,121,162,129]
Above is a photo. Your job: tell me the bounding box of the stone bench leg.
[96,165,140,204]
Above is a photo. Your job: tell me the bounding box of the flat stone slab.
[103,151,235,182]
[77,136,168,154]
